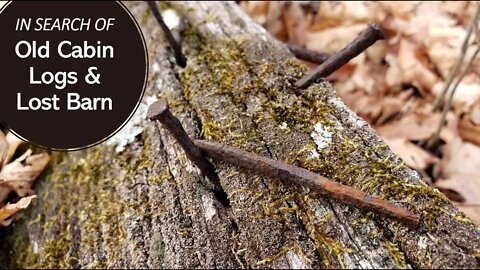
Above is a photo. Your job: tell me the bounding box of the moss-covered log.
[1,1,479,269]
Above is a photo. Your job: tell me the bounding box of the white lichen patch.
[106,95,158,152]
[202,194,217,221]
[279,122,289,131]
[343,254,373,269]
[161,9,180,30]
[311,123,333,150]
[184,162,199,174]
[308,149,320,159]
[359,259,373,269]
[418,236,428,250]
[33,241,39,254]
[152,62,161,73]
[286,251,310,269]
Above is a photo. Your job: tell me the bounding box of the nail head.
[147,99,169,121]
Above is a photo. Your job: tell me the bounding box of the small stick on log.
[295,23,385,89]
[287,44,330,64]
[193,139,420,227]
[431,4,480,111]
[147,1,187,67]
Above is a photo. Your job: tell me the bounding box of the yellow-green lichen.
[256,241,312,266]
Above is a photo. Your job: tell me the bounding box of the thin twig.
[287,44,330,64]
[295,23,385,89]
[147,1,187,67]
[193,139,420,227]
[427,45,480,149]
[431,4,480,111]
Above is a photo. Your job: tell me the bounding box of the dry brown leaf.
[339,91,382,123]
[439,137,480,178]
[0,150,50,202]
[471,105,480,126]
[341,89,417,126]
[0,195,37,225]
[282,2,309,46]
[312,2,373,30]
[4,132,24,166]
[240,1,270,25]
[397,39,439,91]
[439,114,460,145]
[265,1,287,41]
[435,174,480,224]
[442,2,470,20]
[389,2,455,44]
[326,63,357,81]
[380,2,417,20]
[0,130,7,170]
[427,30,476,79]
[350,63,377,94]
[366,41,387,65]
[306,24,367,54]
[458,114,480,146]
[375,97,403,125]
[377,112,442,140]
[432,82,480,112]
[383,138,439,170]
[384,55,404,89]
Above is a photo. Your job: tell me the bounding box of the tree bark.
[1,1,479,269]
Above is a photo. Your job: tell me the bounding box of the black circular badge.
[0,1,148,151]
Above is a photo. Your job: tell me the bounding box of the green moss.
[8,233,40,269]
[178,35,376,267]
[177,30,463,266]
[384,240,407,268]
[297,193,354,269]
[231,226,249,268]
[256,241,312,266]
[2,138,169,268]
[455,212,476,225]
[43,237,70,268]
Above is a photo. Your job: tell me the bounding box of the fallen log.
[0,2,479,269]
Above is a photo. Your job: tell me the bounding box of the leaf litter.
[0,130,49,227]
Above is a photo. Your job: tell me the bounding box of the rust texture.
[193,139,420,227]
[148,99,221,189]
[287,44,331,65]
[295,22,385,88]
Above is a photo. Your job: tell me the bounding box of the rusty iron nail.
[147,1,187,68]
[147,99,221,189]
[287,44,331,65]
[192,139,420,227]
[295,22,385,88]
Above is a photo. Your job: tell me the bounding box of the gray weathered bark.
[1,2,479,269]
